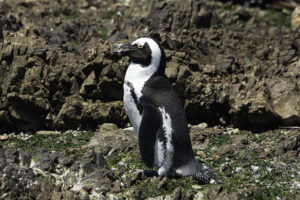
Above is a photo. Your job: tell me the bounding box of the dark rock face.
[111,0,300,130]
[0,27,127,132]
[0,0,299,132]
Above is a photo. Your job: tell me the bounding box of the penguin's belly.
[154,138,165,167]
[123,82,142,133]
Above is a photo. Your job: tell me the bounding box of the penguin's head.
[113,37,166,75]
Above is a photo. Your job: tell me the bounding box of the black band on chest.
[125,81,143,115]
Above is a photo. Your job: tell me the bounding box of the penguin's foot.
[143,169,158,177]
[167,172,182,179]
[193,168,216,184]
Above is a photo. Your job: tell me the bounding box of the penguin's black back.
[140,72,195,167]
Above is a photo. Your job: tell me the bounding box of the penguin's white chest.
[123,81,142,133]
[123,62,155,133]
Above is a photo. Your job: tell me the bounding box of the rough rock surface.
[0,0,299,132]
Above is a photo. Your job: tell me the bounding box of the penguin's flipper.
[138,96,162,168]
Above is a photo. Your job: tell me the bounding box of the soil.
[0,0,299,199]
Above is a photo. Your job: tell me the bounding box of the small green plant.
[263,9,291,28]
[98,26,108,39]
[60,13,81,20]
[106,10,118,19]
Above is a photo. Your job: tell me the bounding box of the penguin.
[113,37,215,183]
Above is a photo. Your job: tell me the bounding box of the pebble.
[0,135,9,141]
[291,7,300,31]
[251,165,259,172]
[173,187,182,200]
[36,130,61,135]
[198,123,208,129]
[98,123,118,132]
[194,191,204,200]
[158,177,168,189]
[123,127,134,131]
[196,151,206,158]
[225,128,239,134]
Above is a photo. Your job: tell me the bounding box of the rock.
[0,147,7,171]
[158,177,168,189]
[111,180,122,193]
[36,130,61,135]
[217,145,234,156]
[0,111,10,127]
[172,187,182,200]
[193,191,204,200]
[58,153,75,167]
[19,151,31,167]
[82,161,95,174]
[53,94,125,130]
[35,153,56,172]
[4,146,18,163]
[165,62,179,80]
[232,134,249,146]
[0,135,8,141]
[228,192,243,200]
[291,7,300,31]
[196,151,206,158]
[0,0,299,133]
[87,129,137,155]
[198,123,208,129]
[98,123,118,132]
[51,192,63,200]
[208,185,223,200]
[79,71,97,97]
[225,128,240,135]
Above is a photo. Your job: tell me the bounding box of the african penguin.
[113,37,215,183]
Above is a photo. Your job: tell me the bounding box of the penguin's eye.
[134,43,143,49]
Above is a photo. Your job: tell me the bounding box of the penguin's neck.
[124,62,158,98]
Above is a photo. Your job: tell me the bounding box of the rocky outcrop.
[0,26,127,132]
[112,0,300,130]
[0,0,299,132]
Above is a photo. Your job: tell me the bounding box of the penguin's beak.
[112,43,133,56]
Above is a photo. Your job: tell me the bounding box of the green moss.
[201,131,299,199]
[98,26,108,39]
[262,9,291,28]
[220,3,234,11]
[250,133,267,143]
[130,7,140,14]
[60,13,81,20]
[106,148,146,171]
[73,40,80,46]
[106,10,118,19]
[209,134,231,146]
[0,131,95,156]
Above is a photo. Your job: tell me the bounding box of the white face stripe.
[124,38,162,99]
